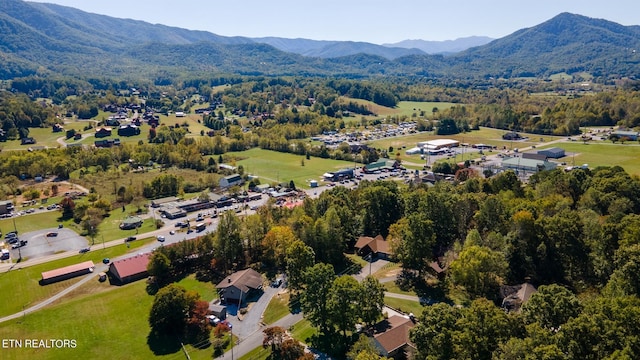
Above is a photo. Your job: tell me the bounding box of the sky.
[29,0,640,44]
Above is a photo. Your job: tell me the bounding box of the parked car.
[102,258,110,264]
[125,236,137,242]
[79,247,90,253]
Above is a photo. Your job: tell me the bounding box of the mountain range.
[0,0,639,80]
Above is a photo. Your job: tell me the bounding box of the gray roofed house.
[216,268,263,304]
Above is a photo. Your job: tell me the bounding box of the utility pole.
[180,342,191,360]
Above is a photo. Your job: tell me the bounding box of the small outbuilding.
[209,303,227,320]
[119,216,143,230]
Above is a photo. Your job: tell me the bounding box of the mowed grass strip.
[0,239,152,318]
[262,291,290,325]
[232,148,356,189]
[384,296,424,318]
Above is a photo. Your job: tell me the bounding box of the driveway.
[224,283,280,340]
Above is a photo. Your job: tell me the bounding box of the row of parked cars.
[4,231,27,249]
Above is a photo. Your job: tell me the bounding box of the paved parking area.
[8,228,89,260]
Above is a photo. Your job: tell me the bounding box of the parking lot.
[7,228,89,260]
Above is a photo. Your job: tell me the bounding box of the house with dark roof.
[117,124,140,137]
[216,268,263,304]
[372,315,416,359]
[501,282,537,312]
[108,253,151,284]
[95,127,112,138]
[355,235,393,260]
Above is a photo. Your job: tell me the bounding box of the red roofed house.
[216,268,263,304]
[372,315,416,359]
[355,235,393,260]
[108,253,151,284]
[41,261,95,285]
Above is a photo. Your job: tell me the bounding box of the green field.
[394,101,459,118]
[231,148,356,189]
[0,238,153,318]
[539,142,640,176]
[0,273,220,360]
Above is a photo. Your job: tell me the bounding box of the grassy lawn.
[384,296,424,317]
[262,291,290,325]
[230,148,356,189]
[176,274,218,302]
[290,318,317,345]
[0,272,223,360]
[239,345,271,360]
[0,238,153,318]
[383,282,417,296]
[539,141,640,176]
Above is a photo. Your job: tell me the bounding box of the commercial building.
[108,253,151,284]
[322,168,354,181]
[219,174,244,188]
[417,139,459,150]
[41,261,95,284]
[501,157,558,173]
[537,147,566,159]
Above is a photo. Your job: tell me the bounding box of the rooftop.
[110,253,151,278]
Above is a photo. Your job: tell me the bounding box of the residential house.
[95,127,112,138]
[117,124,141,137]
[216,268,263,304]
[371,315,416,359]
[355,235,393,260]
[501,282,537,312]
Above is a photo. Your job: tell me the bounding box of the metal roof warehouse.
[41,261,95,284]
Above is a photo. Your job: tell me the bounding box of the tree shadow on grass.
[147,331,182,355]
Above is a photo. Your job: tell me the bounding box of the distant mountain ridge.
[383,36,495,54]
[0,1,638,80]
